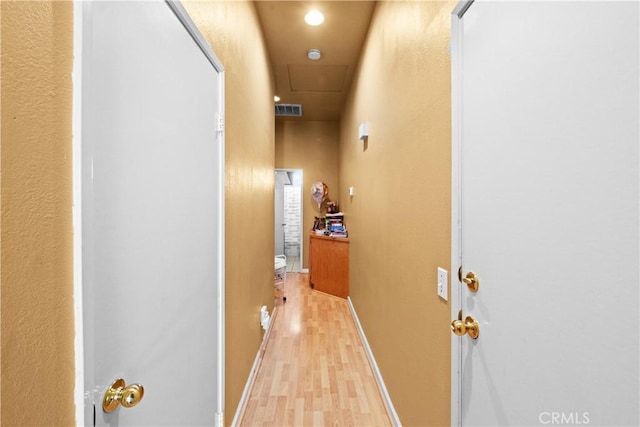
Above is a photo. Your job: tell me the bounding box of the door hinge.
[215,112,224,132]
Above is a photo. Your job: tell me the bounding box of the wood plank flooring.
[240,273,392,426]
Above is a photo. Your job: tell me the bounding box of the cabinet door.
[309,236,315,285]
[323,241,348,298]
[310,237,348,298]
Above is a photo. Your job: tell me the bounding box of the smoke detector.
[307,49,322,61]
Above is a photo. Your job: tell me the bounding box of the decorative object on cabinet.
[311,181,328,208]
[313,216,325,232]
[325,212,347,238]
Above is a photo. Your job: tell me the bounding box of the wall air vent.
[275,104,303,117]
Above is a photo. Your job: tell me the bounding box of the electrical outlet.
[437,267,448,300]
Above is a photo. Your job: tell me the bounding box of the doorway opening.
[275,169,303,272]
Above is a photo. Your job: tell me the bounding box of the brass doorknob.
[103,378,145,413]
[451,319,468,336]
[451,310,480,339]
[462,271,479,292]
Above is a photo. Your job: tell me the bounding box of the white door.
[451,1,639,426]
[77,1,225,425]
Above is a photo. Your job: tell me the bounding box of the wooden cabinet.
[309,233,349,299]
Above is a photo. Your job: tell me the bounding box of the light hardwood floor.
[240,273,392,426]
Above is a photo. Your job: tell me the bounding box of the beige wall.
[275,120,340,269]
[183,1,276,421]
[339,2,455,425]
[1,2,76,425]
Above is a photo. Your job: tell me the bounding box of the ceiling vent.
[275,104,303,117]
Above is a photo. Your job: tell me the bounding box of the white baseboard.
[300,268,309,273]
[347,297,402,427]
[230,306,279,427]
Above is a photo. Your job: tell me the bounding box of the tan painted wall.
[339,2,455,425]
[1,2,76,425]
[182,1,275,421]
[275,120,340,269]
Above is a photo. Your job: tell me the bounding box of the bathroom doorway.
[275,169,303,272]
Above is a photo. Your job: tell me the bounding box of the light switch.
[437,267,448,300]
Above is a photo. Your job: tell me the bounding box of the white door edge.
[72,0,86,424]
[72,1,226,423]
[166,1,227,415]
[450,12,461,427]
[450,2,473,426]
[165,1,225,74]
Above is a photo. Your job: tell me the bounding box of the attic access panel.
[288,64,348,92]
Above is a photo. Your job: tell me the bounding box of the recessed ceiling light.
[304,10,324,26]
[274,95,280,102]
[307,49,322,61]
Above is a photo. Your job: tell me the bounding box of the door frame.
[274,168,304,271]
[72,1,226,424]
[450,1,474,426]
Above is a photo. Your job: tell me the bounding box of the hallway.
[239,273,391,426]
